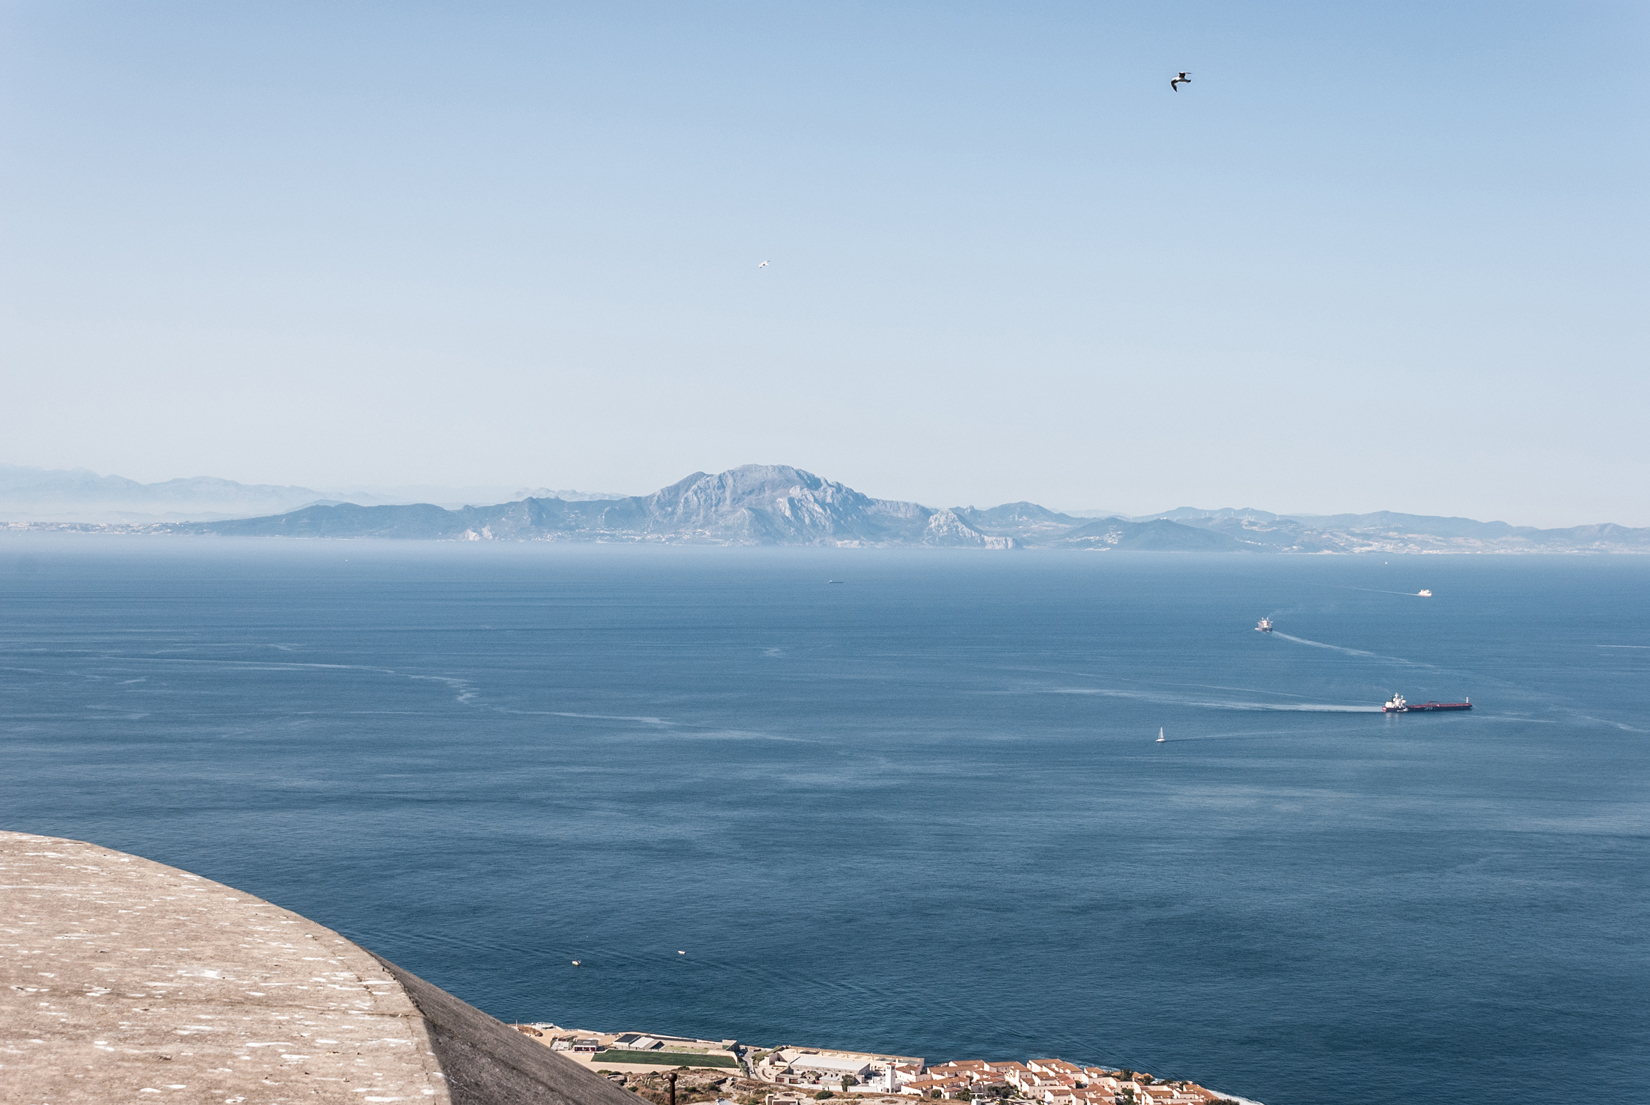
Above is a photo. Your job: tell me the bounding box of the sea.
[2,536,1646,1105]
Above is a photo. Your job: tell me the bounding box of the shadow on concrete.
[374,953,648,1105]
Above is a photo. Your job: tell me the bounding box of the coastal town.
[511,1025,1249,1105]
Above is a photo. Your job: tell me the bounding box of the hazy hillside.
[173,465,1034,548]
[10,463,1647,552]
[0,464,330,522]
[1143,507,1650,554]
[0,465,618,523]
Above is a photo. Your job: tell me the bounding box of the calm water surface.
[2,538,1646,1105]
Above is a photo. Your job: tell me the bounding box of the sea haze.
[1,538,1645,1105]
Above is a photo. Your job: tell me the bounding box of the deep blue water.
[2,537,1646,1105]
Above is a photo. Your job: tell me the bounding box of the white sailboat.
[1156,727,1166,743]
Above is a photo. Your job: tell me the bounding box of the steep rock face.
[923,508,1009,548]
[573,464,1002,546]
[862,496,937,542]
[647,466,888,543]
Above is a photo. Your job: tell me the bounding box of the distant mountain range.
[1128,506,1650,554]
[7,463,1646,552]
[0,465,613,523]
[91,464,1640,553]
[0,464,330,522]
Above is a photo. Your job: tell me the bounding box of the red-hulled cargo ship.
[1383,693,1471,713]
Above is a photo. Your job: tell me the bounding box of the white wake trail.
[1049,687,1382,713]
[1340,586,1431,598]
[1271,632,1430,669]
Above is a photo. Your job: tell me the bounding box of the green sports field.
[590,1050,739,1069]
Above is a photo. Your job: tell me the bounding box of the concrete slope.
[373,954,647,1105]
[0,831,645,1105]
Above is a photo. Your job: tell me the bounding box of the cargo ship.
[1382,693,1471,713]
[1256,617,1274,632]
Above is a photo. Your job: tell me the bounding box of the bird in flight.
[1171,71,1191,91]
[758,260,769,268]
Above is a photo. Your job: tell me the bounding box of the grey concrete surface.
[371,956,644,1105]
[0,832,644,1105]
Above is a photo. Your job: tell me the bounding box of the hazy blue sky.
[2,2,1645,524]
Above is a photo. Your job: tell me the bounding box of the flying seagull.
[757,260,769,268]
[1171,71,1191,91]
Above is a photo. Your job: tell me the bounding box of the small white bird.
[1171,71,1191,91]
[757,260,769,268]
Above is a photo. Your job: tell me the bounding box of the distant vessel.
[1157,727,1166,743]
[1256,617,1274,632]
[1417,589,1433,597]
[1382,693,1471,713]
[827,580,844,584]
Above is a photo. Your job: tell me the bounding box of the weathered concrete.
[0,832,645,1105]
[371,957,644,1105]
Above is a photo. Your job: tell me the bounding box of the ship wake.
[1272,631,1430,667]
[1047,687,1383,713]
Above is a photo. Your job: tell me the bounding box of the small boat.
[1156,727,1166,743]
[1256,617,1274,632]
[826,579,844,584]
[1417,589,1433,597]
[571,960,581,967]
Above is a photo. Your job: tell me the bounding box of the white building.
[790,1054,873,1081]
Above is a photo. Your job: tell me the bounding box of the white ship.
[1256,617,1274,632]
[1417,589,1433,597]
[1156,727,1166,743]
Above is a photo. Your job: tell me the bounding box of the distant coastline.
[4,464,1647,554]
[514,1024,1258,1105]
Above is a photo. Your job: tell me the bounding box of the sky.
[1,2,1646,526]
